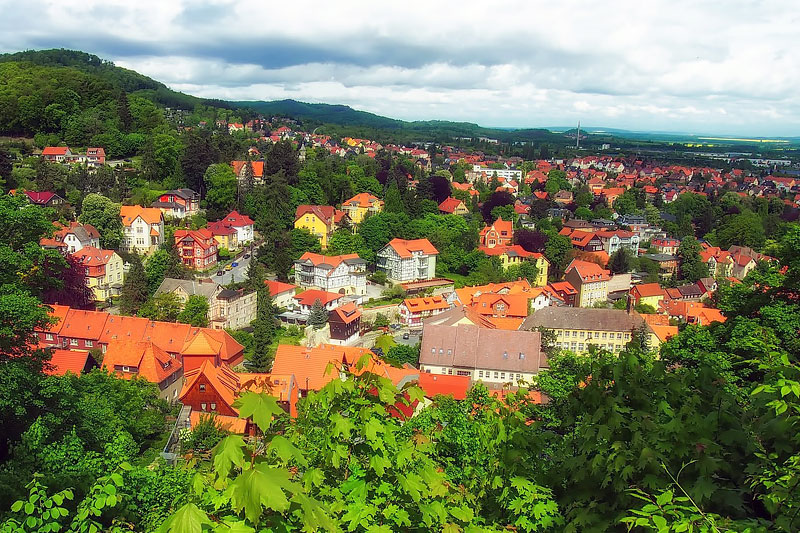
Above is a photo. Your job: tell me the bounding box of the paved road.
[211,254,252,285]
[394,330,422,346]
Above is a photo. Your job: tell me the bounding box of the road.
[211,253,252,285]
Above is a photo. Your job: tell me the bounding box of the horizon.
[1,1,798,137]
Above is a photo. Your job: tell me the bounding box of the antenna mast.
[576,120,580,149]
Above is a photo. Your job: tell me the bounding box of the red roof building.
[174,228,218,270]
[479,217,513,248]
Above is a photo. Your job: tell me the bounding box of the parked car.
[402,332,410,340]
[231,261,239,267]
[225,264,233,271]
[243,253,251,259]
[216,270,224,276]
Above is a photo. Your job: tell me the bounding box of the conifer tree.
[308,298,328,329]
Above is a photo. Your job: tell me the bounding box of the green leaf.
[233,392,285,433]
[230,464,296,523]
[10,500,23,513]
[652,515,667,529]
[655,490,673,506]
[103,484,116,496]
[213,435,246,479]
[291,493,338,532]
[157,503,212,533]
[213,519,255,533]
[267,435,308,467]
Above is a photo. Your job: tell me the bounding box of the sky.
[1,0,799,136]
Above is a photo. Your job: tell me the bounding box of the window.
[478,370,484,377]
[199,384,206,392]
[447,349,452,356]
[494,372,499,378]
[617,332,622,339]
[579,331,585,338]
[210,403,217,410]
[431,348,436,354]
[122,366,130,372]
[500,372,506,379]
[519,352,525,360]
[456,370,470,377]
[602,332,608,339]
[447,369,453,375]
[85,340,93,347]
[439,348,444,354]
[503,351,508,359]
[45,333,54,341]
[578,343,584,351]
[572,331,577,337]
[201,403,207,411]
[70,339,78,346]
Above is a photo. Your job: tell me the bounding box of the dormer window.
[199,384,206,392]
[503,351,508,359]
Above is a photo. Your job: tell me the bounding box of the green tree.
[308,299,328,329]
[77,193,122,249]
[609,247,634,274]
[385,344,420,366]
[203,163,237,219]
[119,255,148,315]
[138,292,182,321]
[249,286,276,372]
[384,181,405,214]
[177,295,210,327]
[543,232,572,278]
[677,236,708,283]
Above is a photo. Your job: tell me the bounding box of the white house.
[595,229,640,257]
[219,210,255,245]
[119,205,164,255]
[377,238,439,283]
[53,222,100,253]
[294,253,367,295]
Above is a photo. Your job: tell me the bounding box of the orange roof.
[181,359,240,408]
[72,247,115,267]
[479,244,539,259]
[181,328,243,365]
[480,217,513,238]
[293,289,342,307]
[120,205,163,226]
[99,315,151,345]
[402,296,450,313]
[631,283,665,298]
[265,280,297,296]
[438,197,465,213]
[45,349,91,376]
[330,302,361,324]
[487,317,526,330]
[548,281,578,295]
[42,146,70,155]
[271,344,347,391]
[472,293,530,318]
[385,238,439,258]
[189,411,247,434]
[60,309,110,341]
[103,340,181,383]
[231,160,264,178]
[566,259,611,282]
[417,373,470,400]
[141,321,192,354]
[44,304,70,334]
[649,325,679,343]
[343,192,383,208]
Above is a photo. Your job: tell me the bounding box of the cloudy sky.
[1,0,798,136]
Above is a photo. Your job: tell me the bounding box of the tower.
[576,120,581,149]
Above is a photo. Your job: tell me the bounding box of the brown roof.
[419,323,546,373]
[521,307,645,332]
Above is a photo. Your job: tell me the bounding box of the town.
[2,47,800,532]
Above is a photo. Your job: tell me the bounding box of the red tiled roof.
[231,161,264,177]
[385,238,439,258]
[417,373,470,400]
[72,247,115,267]
[631,283,665,298]
[438,197,465,213]
[103,340,181,383]
[271,344,347,391]
[293,289,342,307]
[343,192,383,208]
[42,146,70,155]
[222,210,254,228]
[330,302,362,324]
[60,309,110,341]
[45,349,91,376]
[566,259,611,282]
[402,296,450,313]
[295,205,338,224]
[44,304,70,334]
[25,191,56,204]
[120,205,162,226]
[265,280,297,296]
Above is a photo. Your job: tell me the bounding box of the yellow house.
[294,205,349,249]
[522,307,661,354]
[341,193,384,224]
[479,245,550,287]
[438,197,469,215]
[72,247,125,301]
[208,224,238,251]
[629,283,665,309]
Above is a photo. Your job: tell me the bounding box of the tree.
[544,232,572,278]
[677,236,708,283]
[384,181,405,214]
[264,140,299,185]
[203,164,238,219]
[288,228,322,261]
[249,287,276,372]
[0,193,57,251]
[308,299,328,329]
[612,191,638,216]
[516,229,548,253]
[119,255,148,315]
[41,253,94,309]
[78,194,122,249]
[385,344,420,366]
[177,295,209,327]
[144,249,175,295]
[180,129,219,195]
[139,292,182,322]
[481,191,515,224]
[608,248,634,274]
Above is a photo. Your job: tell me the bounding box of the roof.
[295,252,365,272]
[343,192,383,208]
[271,344,348,391]
[417,373,470,400]
[120,205,163,226]
[265,280,297,296]
[419,323,546,373]
[207,220,238,236]
[423,306,498,329]
[25,191,57,204]
[221,210,254,228]
[42,146,70,155]
[631,283,665,298]
[295,205,339,225]
[99,315,151,345]
[189,412,247,434]
[402,296,450,313]
[472,293,530,318]
[480,217,513,238]
[384,238,439,258]
[231,160,264,178]
[565,259,611,282]
[60,309,110,340]
[293,289,343,307]
[548,281,578,296]
[181,359,240,409]
[141,321,193,353]
[174,228,215,249]
[156,278,220,300]
[44,304,70,334]
[479,244,539,259]
[521,307,646,332]
[103,340,181,383]
[438,197,465,213]
[54,221,100,244]
[72,247,116,268]
[45,349,91,376]
[329,302,362,324]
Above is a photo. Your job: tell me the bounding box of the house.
[731,252,757,280]
[328,302,362,345]
[399,296,451,328]
[454,280,544,329]
[174,229,218,270]
[438,197,469,215]
[478,245,549,286]
[85,147,106,167]
[265,280,298,310]
[547,281,578,307]
[50,221,100,253]
[292,289,343,315]
[595,229,640,256]
[180,327,245,370]
[120,205,164,254]
[213,211,255,248]
[642,253,679,278]
[72,247,125,302]
[377,238,439,283]
[151,189,200,219]
[617,214,649,233]
[231,160,265,185]
[553,190,573,205]
[180,360,298,422]
[629,283,665,309]
[41,146,72,162]
[156,278,256,330]
[564,259,611,307]
[479,217,513,248]
[660,300,726,326]
[102,340,183,401]
[43,348,97,376]
[22,190,67,208]
[652,238,680,255]
[294,205,349,249]
[418,323,546,385]
[294,252,367,295]
[522,307,659,354]
[57,308,109,350]
[341,193,384,224]
[559,227,605,252]
[35,304,70,348]
[271,344,365,396]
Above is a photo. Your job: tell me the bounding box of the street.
[212,253,252,285]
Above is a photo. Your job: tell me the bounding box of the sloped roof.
[42,146,70,155]
[189,411,247,434]
[99,315,151,345]
[566,259,611,282]
[44,304,71,334]
[295,252,364,272]
[422,306,497,329]
[402,296,450,313]
[60,309,110,340]
[384,238,439,258]
[231,160,264,177]
[293,289,342,307]
[181,359,240,408]
[417,373,470,400]
[438,197,465,213]
[103,340,181,383]
[522,307,645,332]
[120,205,163,226]
[72,247,116,267]
[631,283,665,298]
[45,349,91,376]
[221,210,254,228]
[271,344,347,391]
[265,280,297,296]
[343,192,382,208]
[329,302,362,324]
[295,205,338,224]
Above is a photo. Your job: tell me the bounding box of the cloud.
[0,0,799,134]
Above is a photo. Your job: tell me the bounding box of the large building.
[209,210,255,248]
[564,259,611,308]
[479,217,513,248]
[479,245,549,286]
[294,252,367,295]
[151,189,200,219]
[595,229,640,256]
[102,340,183,400]
[419,323,546,385]
[377,238,439,283]
[156,278,256,330]
[174,228,218,270]
[120,205,164,254]
[398,296,451,328]
[72,247,125,302]
[294,205,349,249]
[521,307,659,354]
[341,193,383,224]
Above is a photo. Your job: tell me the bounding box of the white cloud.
[1,0,799,134]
